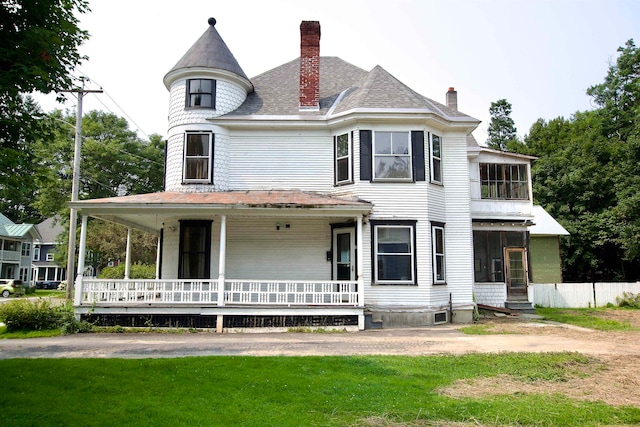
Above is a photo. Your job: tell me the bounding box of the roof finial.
[208,17,216,26]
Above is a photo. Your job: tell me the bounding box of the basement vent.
[434,311,448,325]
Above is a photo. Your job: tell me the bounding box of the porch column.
[124,228,132,279]
[74,215,88,305]
[217,215,227,332]
[155,233,161,280]
[357,215,365,330]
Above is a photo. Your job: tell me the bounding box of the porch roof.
[69,190,372,233]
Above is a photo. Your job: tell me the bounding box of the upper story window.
[480,163,529,199]
[46,252,55,261]
[33,246,40,261]
[21,243,31,257]
[373,131,411,180]
[430,134,442,183]
[183,132,213,183]
[335,133,352,185]
[372,220,416,285]
[186,79,216,109]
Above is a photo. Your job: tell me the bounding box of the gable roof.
[0,223,40,239]
[164,18,250,86]
[0,213,14,225]
[35,216,65,244]
[223,57,478,123]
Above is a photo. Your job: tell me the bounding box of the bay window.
[372,220,416,284]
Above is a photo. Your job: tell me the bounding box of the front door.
[333,228,355,281]
[505,248,527,300]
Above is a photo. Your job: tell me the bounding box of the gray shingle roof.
[223,57,477,121]
[165,18,250,81]
[35,216,64,244]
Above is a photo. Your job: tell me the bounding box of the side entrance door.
[333,228,355,282]
[505,247,528,300]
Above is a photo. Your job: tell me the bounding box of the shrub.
[0,299,91,333]
[99,262,156,279]
[616,292,640,309]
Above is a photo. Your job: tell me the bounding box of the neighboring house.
[32,217,67,289]
[70,19,567,329]
[0,213,41,286]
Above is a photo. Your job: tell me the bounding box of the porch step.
[504,300,535,313]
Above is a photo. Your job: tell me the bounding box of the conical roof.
[164,17,250,84]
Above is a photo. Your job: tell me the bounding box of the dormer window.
[183,132,213,183]
[186,79,216,109]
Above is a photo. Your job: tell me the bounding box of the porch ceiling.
[69,190,372,233]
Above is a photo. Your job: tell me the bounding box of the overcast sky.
[34,0,640,143]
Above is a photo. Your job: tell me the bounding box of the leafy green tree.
[0,0,89,222]
[486,99,518,151]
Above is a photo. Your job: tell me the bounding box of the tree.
[0,1,89,222]
[33,110,165,216]
[486,99,518,151]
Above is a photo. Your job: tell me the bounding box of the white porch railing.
[78,279,359,306]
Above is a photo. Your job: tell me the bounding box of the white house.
[70,19,565,330]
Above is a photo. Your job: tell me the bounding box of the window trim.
[479,163,529,200]
[21,242,31,257]
[334,132,353,185]
[185,78,216,109]
[182,131,214,184]
[372,131,413,182]
[370,220,417,285]
[431,223,446,285]
[46,253,54,262]
[430,133,442,184]
[33,246,40,261]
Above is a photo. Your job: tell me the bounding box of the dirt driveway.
[1,309,639,407]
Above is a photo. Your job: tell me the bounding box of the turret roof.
[165,17,249,82]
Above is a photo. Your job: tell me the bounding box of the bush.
[0,299,91,333]
[616,292,640,309]
[99,262,156,279]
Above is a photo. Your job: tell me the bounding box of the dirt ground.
[439,309,640,408]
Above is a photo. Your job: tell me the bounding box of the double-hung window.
[430,134,442,183]
[21,243,31,257]
[46,252,54,262]
[373,131,412,180]
[480,163,529,199]
[372,221,416,284]
[183,132,213,183]
[335,133,352,184]
[186,79,216,109]
[33,247,40,261]
[432,224,446,284]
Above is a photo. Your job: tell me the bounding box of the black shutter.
[360,130,372,181]
[411,131,426,181]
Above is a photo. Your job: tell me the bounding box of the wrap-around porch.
[70,191,372,331]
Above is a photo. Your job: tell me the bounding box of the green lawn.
[536,307,638,331]
[1,353,638,426]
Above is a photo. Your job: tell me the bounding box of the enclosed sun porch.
[69,191,372,331]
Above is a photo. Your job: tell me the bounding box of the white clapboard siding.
[228,131,334,191]
[225,217,332,281]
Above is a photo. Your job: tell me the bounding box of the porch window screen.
[473,230,525,282]
[179,221,211,279]
[480,163,528,199]
[374,224,415,284]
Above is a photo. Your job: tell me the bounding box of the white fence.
[532,282,640,308]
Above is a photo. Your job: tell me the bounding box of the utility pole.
[60,80,102,300]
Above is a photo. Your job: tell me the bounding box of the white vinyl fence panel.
[532,282,640,308]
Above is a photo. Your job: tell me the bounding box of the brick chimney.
[446,87,457,111]
[299,21,321,111]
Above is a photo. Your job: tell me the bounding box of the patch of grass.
[458,324,495,335]
[0,353,637,426]
[536,307,637,331]
[0,325,62,339]
[30,290,66,298]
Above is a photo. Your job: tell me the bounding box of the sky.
[34,0,640,143]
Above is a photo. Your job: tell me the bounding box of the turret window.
[183,132,213,183]
[186,79,216,109]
